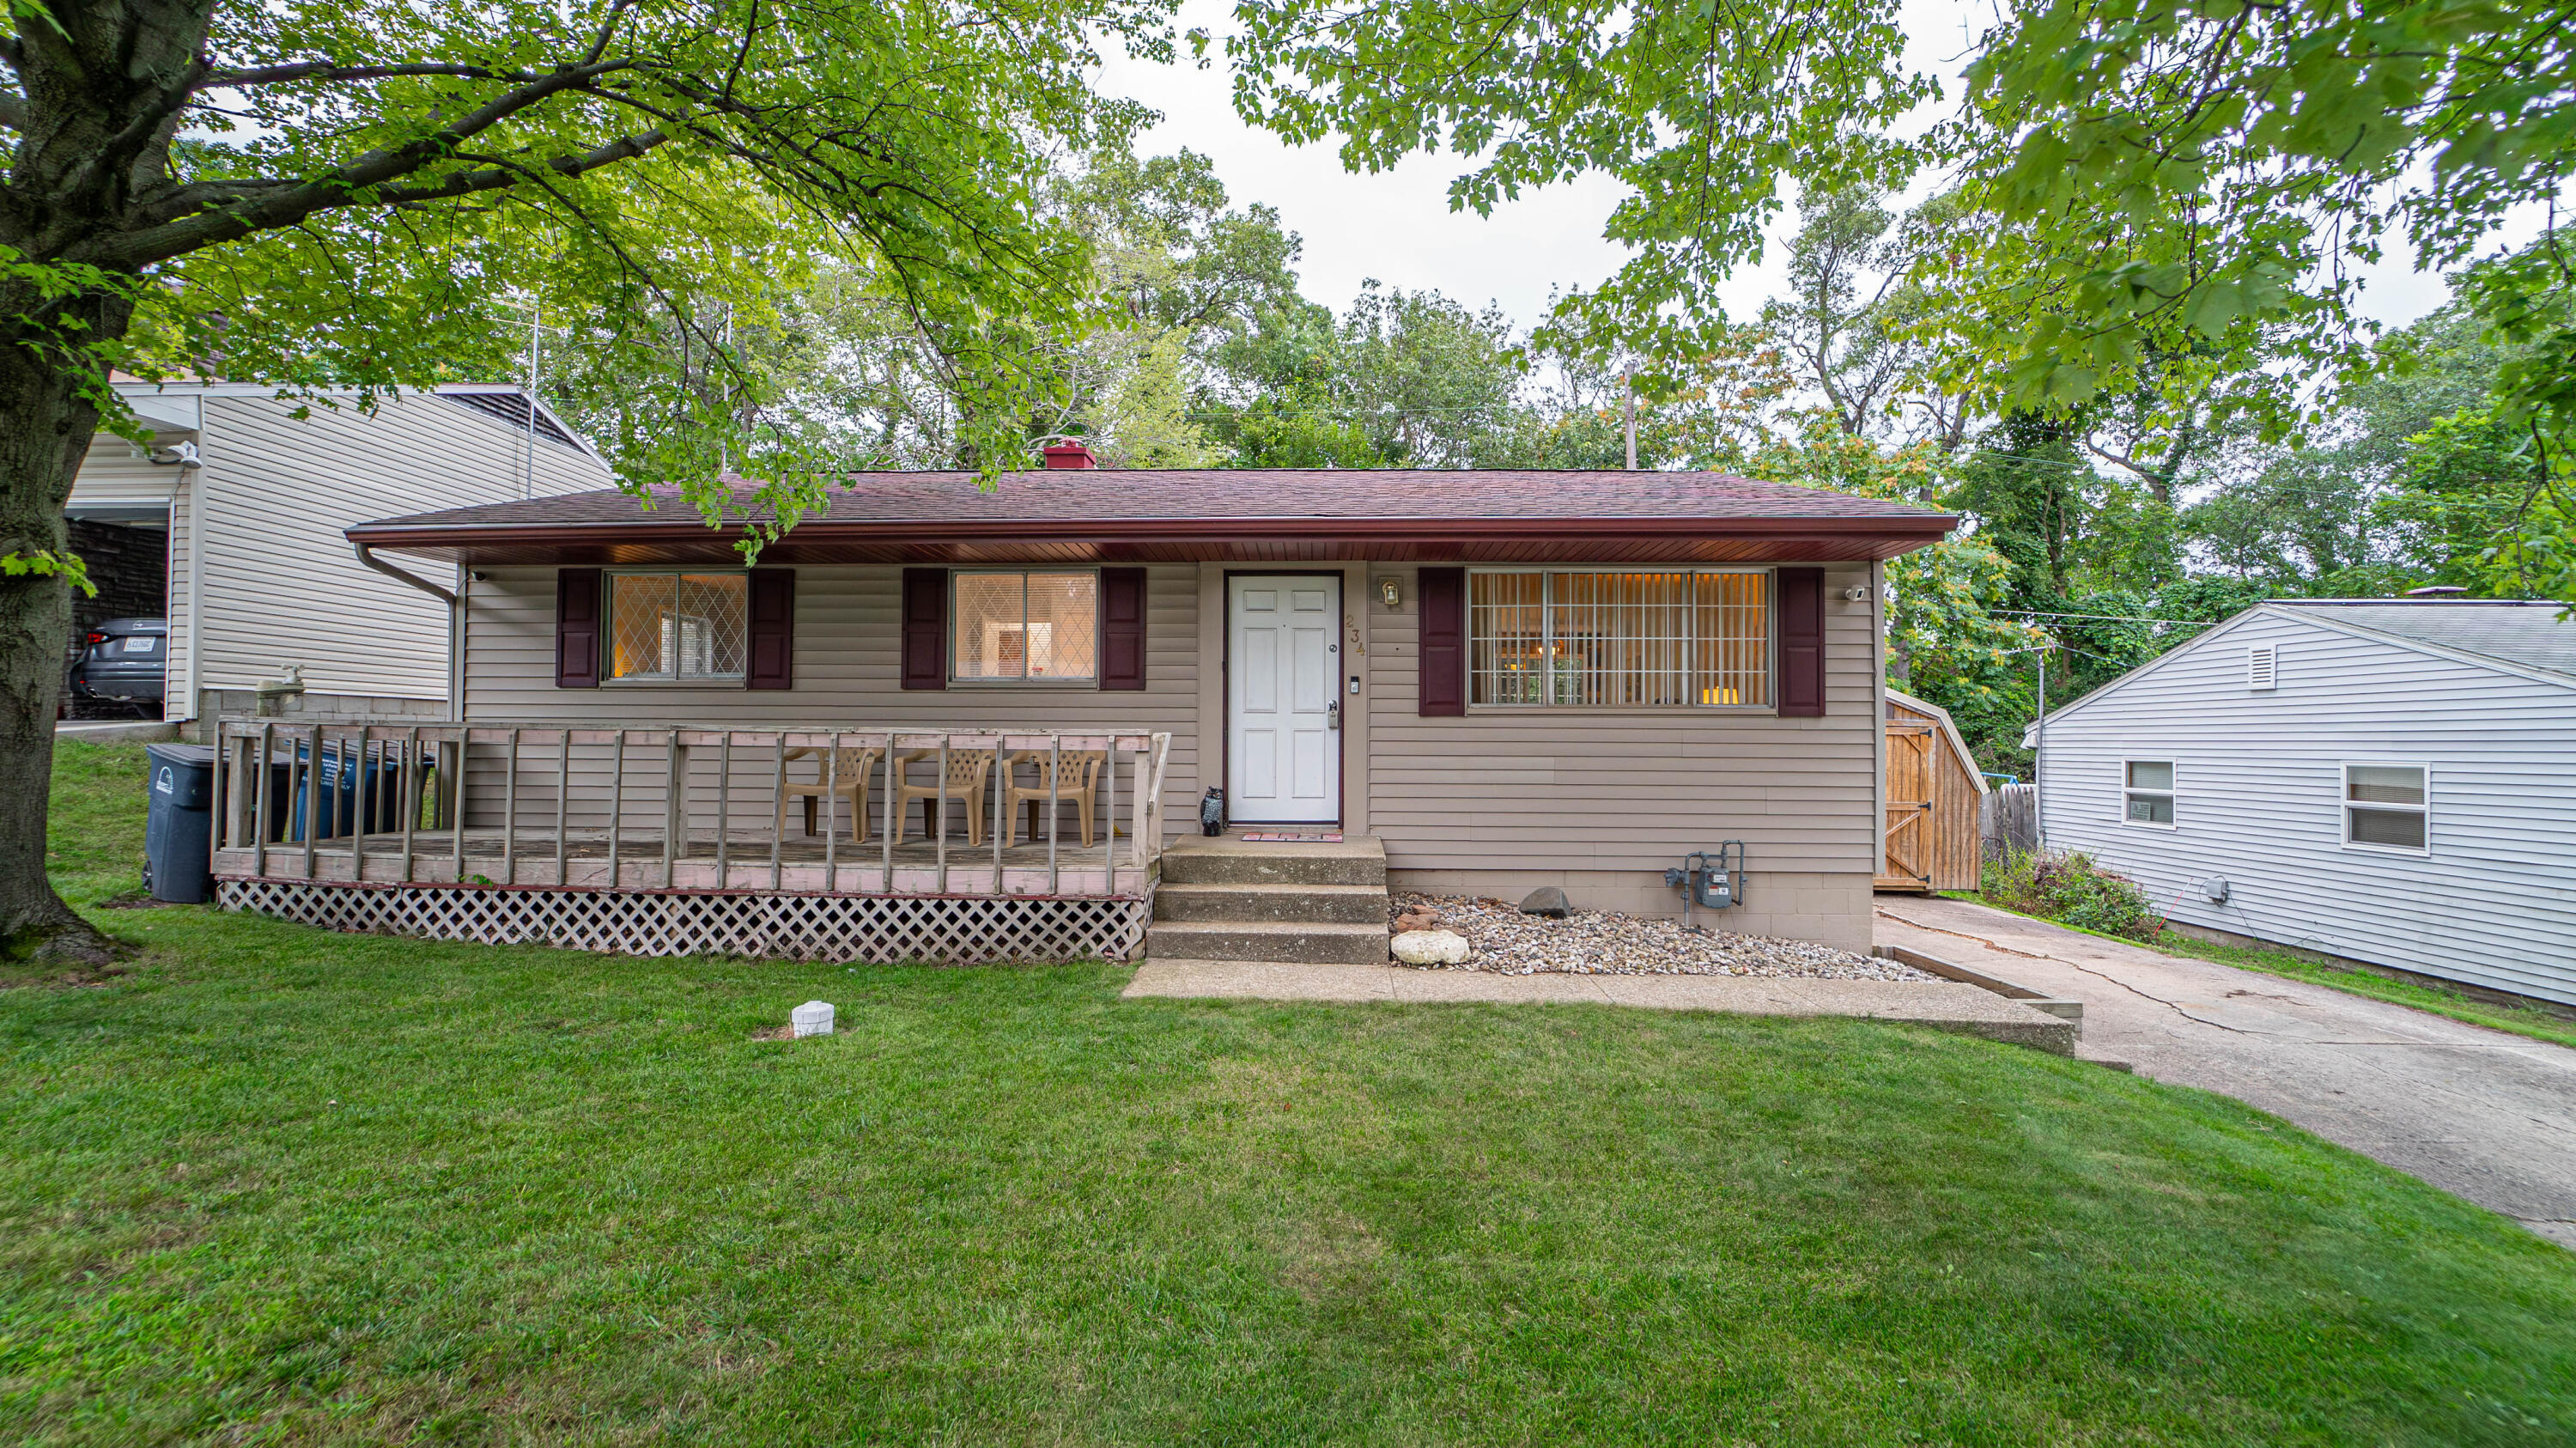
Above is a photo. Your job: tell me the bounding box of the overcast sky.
[1095,0,2490,338]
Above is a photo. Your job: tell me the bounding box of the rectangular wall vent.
[2248,643,2278,691]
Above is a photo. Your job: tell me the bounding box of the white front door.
[1228,575,1341,822]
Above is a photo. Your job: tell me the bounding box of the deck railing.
[210,719,1176,897]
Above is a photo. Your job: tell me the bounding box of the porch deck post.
[252,721,271,873]
[501,727,519,885]
[606,730,623,888]
[823,733,839,893]
[716,732,732,884]
[556,729,571,885]
[401,725,419,881]
[450,729,467,880]
[301,726,319,879]
[770,733,787,891]
[664,730,683,885]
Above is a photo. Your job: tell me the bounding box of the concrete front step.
[1160,836,1386,888]
[1144,919,1389,965]
[1153,881,1388,925]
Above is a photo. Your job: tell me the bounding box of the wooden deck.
[208,718,1176,900]
[214,827,1148,897]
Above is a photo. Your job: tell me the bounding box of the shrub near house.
[1981,849,2165,940]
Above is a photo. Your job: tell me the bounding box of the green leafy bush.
[1981,848,2165,941]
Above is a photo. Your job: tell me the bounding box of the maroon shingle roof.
[354,468,1954,566]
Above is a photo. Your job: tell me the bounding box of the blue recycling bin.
[143,742,216,903]
[286,739,411,841]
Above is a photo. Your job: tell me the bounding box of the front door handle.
[1327,699,1340,731]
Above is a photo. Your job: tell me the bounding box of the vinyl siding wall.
[189,394,607,710]
[457,565,1203,838]
[2037,609,2576,1006]
[1360,563,1884,946]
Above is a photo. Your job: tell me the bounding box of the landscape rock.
[1392,910,1443,934]
[1393,892,1934,979]
[1390,929,1473,965]
[1518,886,1572,918]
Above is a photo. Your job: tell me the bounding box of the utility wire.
[1990,609,2226,627]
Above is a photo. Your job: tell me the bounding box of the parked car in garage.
[67,618,167,717]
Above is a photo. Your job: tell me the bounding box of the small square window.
[2123,760,2175,825]
[2344,764,2428,852]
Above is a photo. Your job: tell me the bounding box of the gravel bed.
[1389,892,1935,979]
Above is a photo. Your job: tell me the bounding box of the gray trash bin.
[143,741,217,903]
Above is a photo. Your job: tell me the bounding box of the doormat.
[1237,831,1344,843]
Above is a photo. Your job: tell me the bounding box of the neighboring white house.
[66,380,615,728]
[2023,599,2576,1007]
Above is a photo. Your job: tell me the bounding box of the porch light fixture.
[1380,577,1400,608]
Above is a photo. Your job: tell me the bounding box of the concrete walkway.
[1124,958,2077,1053]
[56,719,177,744]
[1876,895,2576,1249]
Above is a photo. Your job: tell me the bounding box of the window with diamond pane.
[952,571,1097,681]
[608,572,749,681]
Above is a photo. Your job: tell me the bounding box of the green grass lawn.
[1939,891,2576,1050]
[8,745,2575,1445]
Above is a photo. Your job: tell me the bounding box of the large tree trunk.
[0,283,132,964]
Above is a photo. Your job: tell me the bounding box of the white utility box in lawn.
[791,1001,835,1037]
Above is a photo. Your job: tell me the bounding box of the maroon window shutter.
[901,567,947,690]
[746,569,794,690]
[1778,567,1826,717]
[556,568,602,688]
[1418,567,1465,717]
[1099,568,1146,691]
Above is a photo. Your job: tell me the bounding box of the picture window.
[1467,569,1771,708]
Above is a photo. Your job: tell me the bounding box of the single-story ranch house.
[206,448,1953,961]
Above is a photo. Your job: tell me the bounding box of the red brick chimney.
[1040,439,1098,470]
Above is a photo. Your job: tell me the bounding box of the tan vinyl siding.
[1362,563,1882,877]
[194,394,609,702]
[459,566,1202,838]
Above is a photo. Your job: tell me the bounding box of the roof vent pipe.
[1038,438,1097,471]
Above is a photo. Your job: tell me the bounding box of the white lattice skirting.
[217,879,1151,964]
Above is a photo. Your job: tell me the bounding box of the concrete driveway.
[1876,896,2576,1249]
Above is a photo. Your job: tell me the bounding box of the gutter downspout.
[352,540,459,606]
[351,542,465,725]
[182,441,208,727]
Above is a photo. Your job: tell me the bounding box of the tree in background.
[1948,0,2576,601]
[0,0,1173,960]
[1199,283,1525,467]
